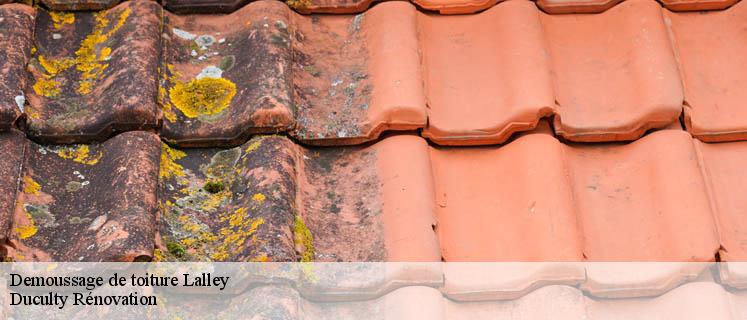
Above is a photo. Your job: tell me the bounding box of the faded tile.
[8,131,161,261]
[0,4,35,131]
[25,0,160,143]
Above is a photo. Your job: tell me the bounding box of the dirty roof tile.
[666,2,747,142]
[286,0,375,13]
[536,0,623,13]
[0,130,26,245]
[159,0,294,147]
[162,0,252,13]
[40,0,124,11]
[420,0,554,145]
[0,4,35,131]
[290,1,426,145]
[25,0,161,143]
[158,134,439,261]
[431,133,583,261]
[542,0,683,142]
[660,0,739,11]
[567,130,718,261]
[412,0,502,13]
[8,131,161,262]
[694,140,747,261]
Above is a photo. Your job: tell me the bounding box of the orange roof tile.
[660,0,740,11]
[536,0,623,13]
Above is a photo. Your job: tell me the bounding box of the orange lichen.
[32,77,61,98]
[22,175,41,195]
[160,143,186,179]
[16,209,38,240]
[56,145,103,165]
[251,193,266,204]
[50,12,75,29]
[169,77,237,118]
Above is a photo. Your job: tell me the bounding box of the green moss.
[166,240,186,259]
[293,215,314,262]
[203,180,225,194]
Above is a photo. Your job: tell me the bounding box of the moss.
[22,175,41,195]
[166,240,186,258]
[293,215,314,262]
[49,11,75,29]
[169,77,236,118]
[203,180,225,194]
[160,143,187,179]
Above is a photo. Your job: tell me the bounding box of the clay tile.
[290,1,426,145]
[566,130,719,261]
[160,0,295,147]
[158,134,439,262]
[412,0,502,14]
[430,133,584,261]
[693,139,747,261]
[0,130,26,246]
[420,0,554,146]
[24,0,161,143]
[660,0,739,11]
[9,131,161,262]
[40,0,124,11]
[0,4,35,131]
[582,263,710,298]
[666,2,747,142]
[536,0,623,13]
[445,285,587,319]
[542,0,684,142]
[287,0,375,14]
[162,0,252,13]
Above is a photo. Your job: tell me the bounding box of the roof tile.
[536,0,623,13]
[8,131,161,261]
[0,4,35,131]
[666,2,747,142]
[412,0,502,13]
[420,0,554,145]
[0,130,25,245]
[660,0,739,11]
[542,0,683,142]
[162,0,251,13]
[158,134,439,261]
[25,0,161,143]
[40,0,124,11]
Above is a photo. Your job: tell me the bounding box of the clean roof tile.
[660,0,739,11]
[536,0,623,13]
[412,0,501,13]
[542,0,683,142]
[0,4,34,131]
[8,131,161,261]
[420,0,554,145]
[25,0,160,143]
[666,2,747,142]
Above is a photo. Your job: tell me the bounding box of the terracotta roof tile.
[412,0,502,13]
[158,134,439,261]
[25,0,161,143]
[162,0,252,13]
[285,0,374,14]
[420,0,554,145]
[542,0,683,142]
[666,2,747,142]
[694,140,747,261]
[0,130,25,245]
[0,4,35,131]
[536,0,623,13]
[660,0,739,11]
[8,131,161,261]
[40,0,124,10]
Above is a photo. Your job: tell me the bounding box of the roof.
[1,0,747,265]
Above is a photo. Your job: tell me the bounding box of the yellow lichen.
[56,145,103,165]
[32,78,61,98]
[294,215,314,262]
[252,193,266,204]
[286,0,312,10]
[244,139,263,153]
[16,208,38,240]
[153,248,165,262]
[49,11,75,29]
[200,188,230,212]
[22,175,41,195]
[38,55,75,76]
[160,143,186,179]
[210,208,264,262]
[169,77,237,118]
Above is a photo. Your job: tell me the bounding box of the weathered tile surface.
[162,0,252,13]
[0,130,26,244]
[25,0,160,143]
[40,0,124,10]
[0,4,35,131]
[8,131,161,261]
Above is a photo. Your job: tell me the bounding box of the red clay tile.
[536,0,623,13]
[660,0,739,11]
[40,0,124,10]
[8,131,161,261]
[445,285,587,319]
[0,130,25,246]
[666,2,747,142]
[419,0,554,145]
[413,0,501,13]
[694,140,747,261]
[431,133,583,261]
[159,1,294,147]
[290,1,426,145]
[158,134,439,261]
[162,0,252,13]
[0,4,35,131]
[287,0,375,13]
[583,263,709,298]
[542,0,683,142]
[25,1,160,143]
[566,130,718,261]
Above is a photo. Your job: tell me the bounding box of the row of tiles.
[0,0,741,13]
[2,0,747,147]
[1,126,747,263]
[12,282,747,319]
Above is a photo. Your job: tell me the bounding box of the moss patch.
[293,215,314,262]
